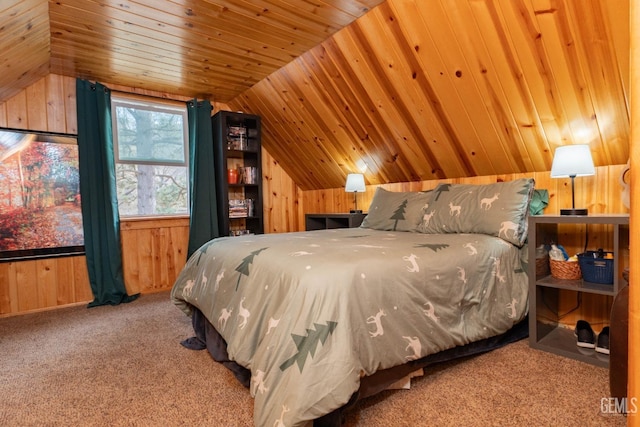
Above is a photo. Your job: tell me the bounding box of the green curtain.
[186,99,219,259]
[76,79,139,307]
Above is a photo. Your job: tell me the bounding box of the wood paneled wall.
[262,150,303,233]
[0,74,302,316]
[301,165,630,222]
[120,217,190,295]
[0,74,85,316]
[0,75,200,315]
[0,255,93,315]
[0,74,628,325]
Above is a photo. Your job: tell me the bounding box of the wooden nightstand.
[305,213,366,231]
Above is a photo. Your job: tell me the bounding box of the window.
[111,94,189,217]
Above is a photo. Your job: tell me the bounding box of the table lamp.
[345,173,365,213]
[550,144,595,215]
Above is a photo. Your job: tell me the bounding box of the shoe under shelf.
[530,322,609,368]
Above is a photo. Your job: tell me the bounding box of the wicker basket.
[535,255,550,277]
[549,259,582,280]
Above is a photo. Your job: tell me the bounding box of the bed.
[171,178,535,426]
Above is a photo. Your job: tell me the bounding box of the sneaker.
[596,326,610,354]
[574,320,596,349]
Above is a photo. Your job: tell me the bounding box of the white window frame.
[111,93,190,217]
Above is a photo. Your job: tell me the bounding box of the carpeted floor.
[0,291,627,426]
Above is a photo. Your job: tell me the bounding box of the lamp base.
[560,208,589,216]
[350,209,363,214]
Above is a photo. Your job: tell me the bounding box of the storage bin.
[549,259,581,280]
[578,251,614,284]
[536,255,550,277]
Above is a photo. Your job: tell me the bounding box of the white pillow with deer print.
[417,178,535,247]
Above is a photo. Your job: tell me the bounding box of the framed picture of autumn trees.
[0,128,84,261]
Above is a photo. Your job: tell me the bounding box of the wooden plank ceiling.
[0,0,631,191]
[229,0,631,189]
[0,0,51,102]
[0,0,382,102]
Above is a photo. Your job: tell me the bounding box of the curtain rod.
[84,80,212,107]
[109,88,198,106]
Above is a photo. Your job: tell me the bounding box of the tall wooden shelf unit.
[528,214,629,368]
[212,111,263,237]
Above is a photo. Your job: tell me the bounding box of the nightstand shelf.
[305,213,366,231]
[534,275,617,296]
[534,324,610,368]
[528,214,629,368]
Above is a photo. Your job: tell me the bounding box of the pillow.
[417,178,535,246]
[360,187,433,232]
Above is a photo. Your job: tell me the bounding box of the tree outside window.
[111,95,189,217]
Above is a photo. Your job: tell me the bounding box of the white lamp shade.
[345,173,365,192]
[550,145,595,178]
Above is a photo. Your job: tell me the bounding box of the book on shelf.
[229,199,255,218]
[239,166,257,184]
[229,199,247,217]
[227,126,247,150]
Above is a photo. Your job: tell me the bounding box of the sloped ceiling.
[0,0,630,191]
[0,0,51,101]
[0,0,382,102]
[229,0,631,189]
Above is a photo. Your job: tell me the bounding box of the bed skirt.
[181,307,528,426]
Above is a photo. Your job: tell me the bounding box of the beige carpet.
[0,291,626,426]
